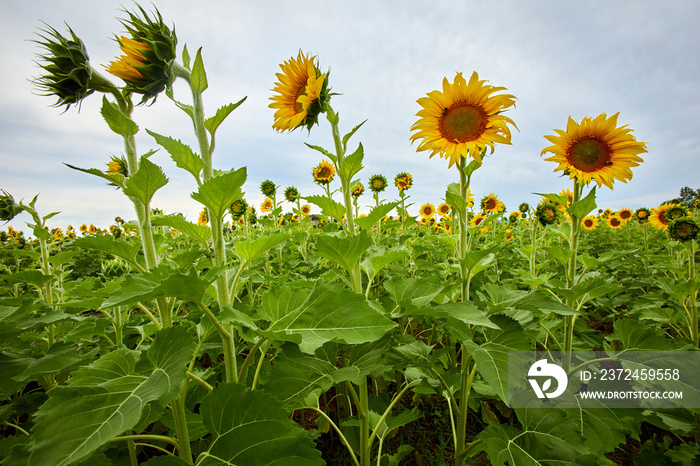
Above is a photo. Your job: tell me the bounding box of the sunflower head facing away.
[0,190,23,223]
[582,215,599,231]
[284,186,299,203]
[410,71,517,168]
[541,113,647,189]
[260,180,277,197]
[106,5,177,102]
[481,193,505,214]
[369,175,388,194]
[395,173,413,192]
[668,218,700,242]
[269,50,330,132]
[313,160,335,185]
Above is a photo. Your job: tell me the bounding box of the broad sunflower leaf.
[607,318,677,351]
[304,143,336,163]
[534,192,570,207]
[263,282,396,353]
[338,143,364,181]
[27,327,195,466]
[197,383,324,465]
[361,246,409,280]
[146,129,204,181]
[341,120,367,149]
[234,232,288,264]
[355,201,400,231]
[204,98,247,136]
[190,47,208,93]
[315,230,373,273]
[384,277,443,315]
[3,270,52,289]
[64,163,125,188]
[191,168,246,220]
[12,343,98,383]
[445,182,467,211]
[122,157,169,206]
[303,195,345,223]
[100,96,138,137]
[151,214,211,247]
[568,187,597,219]
[71,235,142,269]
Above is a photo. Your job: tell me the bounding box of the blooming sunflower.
[198,210,208,226]
[470,212,487,228]
[606,215,624,230]
[79,224,88,233]
[437,202,451,217]
[582,215,599,231]
[260,198,273,213]
[668,218,700,242]
[649,204,674,230]
[419,203,436,219]
[369,175,388,193]
[410,71,517,168]
[635,207,650,223]
[541,112,647,189]
[481,193,505,214]
[557,188,574,211]
[617,208,634,222]
[269,50,329,132]
[352,183,364,198]
[535,201,561,226]
[313,160,335,185]
[395,173,413,192]
[88,224,97,235]
[301,204,311,216]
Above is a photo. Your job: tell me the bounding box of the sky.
[1,0,699,233]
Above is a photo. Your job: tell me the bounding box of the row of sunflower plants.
[1,4,699,466]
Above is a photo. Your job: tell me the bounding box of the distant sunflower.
[269,50,329,132]
[260,197,273,213]
[301,204,311,216]
[419,203,436,219]
[509,211,521,223]
[79,224,88,233]
[635,207,650,223]
[536,201,561,226]
[649,204,673,230]
[557,188,574,211]
[582,215,599,231]
[198,210,208,226]
[519,202,530,213]
[437,202,451,217]
[668,218,700,242]
[395,173,413,192]
[617,208,634,222]
[88,224,97,235]
[481,193,505,214]
[410,71,517,168]
[284,186,299,202]
[470,212,487,228]
[260,180,277,197]
[541,112,647,189]
[607,215,624,230]
[369,174,388,193]
[666,204,689,221]
[313,159,335,184]
[352,184,364,198]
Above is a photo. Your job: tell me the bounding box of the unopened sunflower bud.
[668,218,699,243]
[0,190,23,222]
[260,180,277,197]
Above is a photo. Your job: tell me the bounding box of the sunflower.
[301,204,311,216]
[88,224,97,235]
[602,208,613,219]
[519,202,530,213]
[260,198,273,213]
[541,113,647,189]
[230,198,248,220]
[509,211,522,224]
[535,201,561,226]
[558,188,574,211]
[410,71,517,168]
[369,174,388,193]
[635,207,650,223]
[419,203,436,219]
[668,218,700,242]
[260,180,277,197]
[395,173,413,192]
[649,204,674,230]
[269,50,329,132]
[313,159,335,185]
[352,183,364,198]
[617,208,634,222]
[504,229,514,242]
[284,186,299,202]
[582,215,599,231]
[666,204,689,221]
[198,210,208,226]
[470,212,487,228]
[481,193,505,214]
[606,215,624,230]
[437,202,451,217]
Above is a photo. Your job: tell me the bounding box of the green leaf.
[182,44,191,70]
[341,120,366,149]
[100,96,138,137]
[361,246,409,280]
[568,186,597,219]
[27,327,195,466]
[198,383,324,465]
[234,233,288,264]
[204,98,247,136]
[608,319,677,351]
[151,214,211,248]
[384,277,443,311]
[64,163,125,188]
[437,302,501,329]
[4,270,52,289]
[355,201,400,231]
[71,235,142,269]
[303,195,346,223]
[535,192,570,207]
[122,157,169,206]
[12,344,98,383]
[190,47,208,93]
[48,250,80,267]
[304,143,336,163]
[338,143,364,181]
[315,230,373,273]
[191,168,246,219]
[264,282,396,353]
[146,130,204,181]
[543,246,572,266]
[445,182,467,211]
[462,159,483,178]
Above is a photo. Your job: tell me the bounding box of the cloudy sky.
[2,0,699,233]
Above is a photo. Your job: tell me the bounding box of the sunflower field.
[2,5,700,466]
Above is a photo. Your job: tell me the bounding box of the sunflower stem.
[687,241,698,346]
[563,180,583,371]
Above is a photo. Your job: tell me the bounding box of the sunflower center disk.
[568,138,611,172]
[440,104,486,143]
[484,199,496,210]
[294,85,307,113]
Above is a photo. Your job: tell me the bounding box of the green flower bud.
[0,190,23,222]
[284,186,299,203]
[260,180,277,197]
[668,218,699,242]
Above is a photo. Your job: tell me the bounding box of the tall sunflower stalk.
[410,71,517,465]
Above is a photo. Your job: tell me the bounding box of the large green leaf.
[360,246,409,281]
[71,235,142,268]
[204,98,247,136]
[354,201,400,231]
[315,230,373,273]
[191,168,246,219]
[197,383,324,465]
[151,214,211,247]
[234,232,288,263]
[304,195,346,223]
[100,96,138,137]
[338,143,364,181]
[27,327,195,466]
[568,186,597,219]
[122,157,169,206]
[263,282,396,353]
[146,130,204,181]
[190,47,208,93]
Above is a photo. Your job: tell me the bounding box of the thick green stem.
[358,378,370,466]
[171,395,192,463]
[196,302,237,383]
[455,358,477,466]
[563,181,583,370]
[688,241,698,346]
[457,158,469,302]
